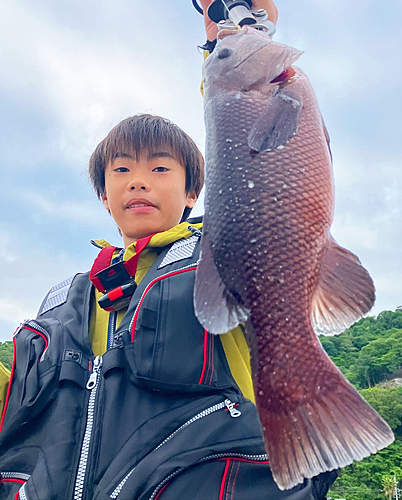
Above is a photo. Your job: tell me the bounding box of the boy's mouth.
[125,198,157,211]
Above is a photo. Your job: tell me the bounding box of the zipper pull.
[187,225,202,238]
[113,331,124,347]
[86,356,102,390]
[225,399,241,418]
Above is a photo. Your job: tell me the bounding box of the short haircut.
[89,114,204,219]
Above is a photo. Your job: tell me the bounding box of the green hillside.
[0,340,13,370]
[1,310,401,498]
[319,310,402,500]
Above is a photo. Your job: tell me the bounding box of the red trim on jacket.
[152,455,271,499]
[198,329,208,384]
[218,457,270,464]
[0,325,49,432]
[0,336,17,432]
[23,327,49,355]
[219,459,231,500]
[154,481,171,500]
[3,479,26,485]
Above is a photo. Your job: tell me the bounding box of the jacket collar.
[91,221,203,261]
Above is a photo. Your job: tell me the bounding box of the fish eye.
[217,48,233,59]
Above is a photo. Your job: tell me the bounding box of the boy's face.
[102,150,197,247]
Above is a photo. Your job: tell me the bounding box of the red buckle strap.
[89,235,154,293]
[89,246,118,292]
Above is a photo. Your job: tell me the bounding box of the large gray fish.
[194,27,393,491]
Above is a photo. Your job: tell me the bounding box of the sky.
[0,0,401,341]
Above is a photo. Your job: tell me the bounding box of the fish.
[194,27,394,491]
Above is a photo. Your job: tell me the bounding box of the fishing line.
[192,0,204,15]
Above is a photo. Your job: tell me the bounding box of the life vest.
[0,233,335,500]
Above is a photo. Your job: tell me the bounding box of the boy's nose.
[128,179,149,191]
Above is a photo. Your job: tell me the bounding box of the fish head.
[203,27,303,93]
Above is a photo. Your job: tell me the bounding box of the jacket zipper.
[1,471,30,481]
[73,355,103,500]
[26,320,49,338]
[19,483,29,500]
[149,452,269,500]
[109,399,238,499]
[106,250,124,350]
[107,311,117,350]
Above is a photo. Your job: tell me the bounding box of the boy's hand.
[199,0,278,41]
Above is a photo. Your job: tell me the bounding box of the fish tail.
[258,361,394,490]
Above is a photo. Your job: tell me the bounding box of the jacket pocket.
[127,266,234,391]
[147,455,272,500]
[148,459,337,500]
[0,319,61,434]
[93,396,267,500]
[0,446,52,500]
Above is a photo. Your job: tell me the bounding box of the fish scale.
[195,27,393,491]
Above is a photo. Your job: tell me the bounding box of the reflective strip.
[19,483,28,500]
[39,276,75,315]
[158,236,198,268]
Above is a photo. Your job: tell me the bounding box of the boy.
[0,2,338,499]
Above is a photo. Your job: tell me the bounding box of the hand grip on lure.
[195,0,276,36]
[208,0,256,27]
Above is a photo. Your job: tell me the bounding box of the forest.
[319,309,402,500]
[0,309,401,499]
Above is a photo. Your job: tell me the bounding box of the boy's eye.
[114,167,129,172]
[153,166,169,172]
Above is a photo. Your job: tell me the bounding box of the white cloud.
[0,0,400,333]
[0,0,205,169]
[0,227,94,341]
[0,299,30,328]
[0,231,20,264]
[21,192,108,227]
[332,217,378,252]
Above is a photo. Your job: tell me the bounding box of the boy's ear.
[102,192,110,211]
[186,191,197,209]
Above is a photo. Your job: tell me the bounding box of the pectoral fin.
[248,89,303,152]
[194,236,249,334]
[312,236,376,335]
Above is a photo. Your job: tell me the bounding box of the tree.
[329,442,402,500]
[319,313,402,389]
[360,387,402,436]
[353,332,402,388]
[382,474,396,500]
[0,341,13,370]
[377,310,402,331]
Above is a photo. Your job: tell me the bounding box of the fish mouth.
[270,67,296,83]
